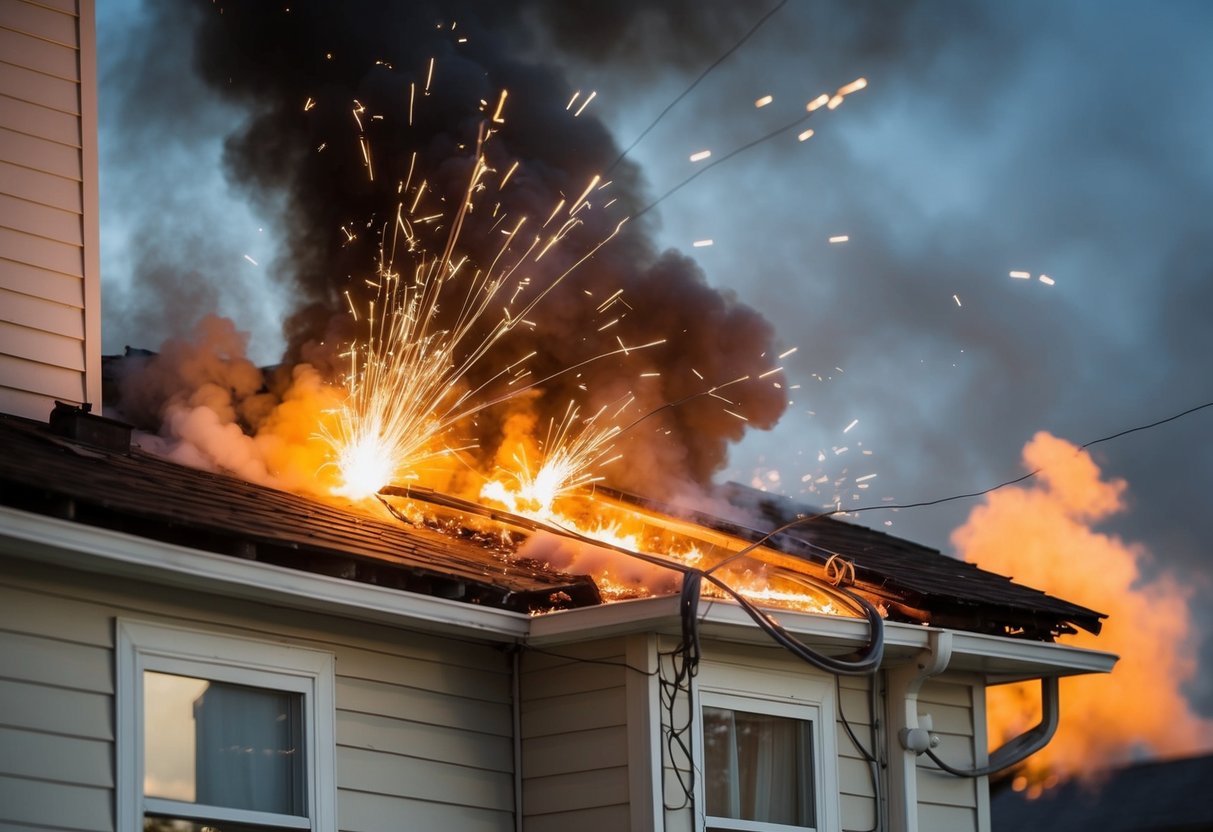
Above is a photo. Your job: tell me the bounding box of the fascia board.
[528,595,1118,679]
[0,506,530,641]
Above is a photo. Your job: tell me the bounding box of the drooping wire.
[606,0,790,175]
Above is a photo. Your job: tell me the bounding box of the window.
[699,693,825,832]
[117,620,336,832]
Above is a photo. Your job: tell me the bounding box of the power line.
[606,0,789,175]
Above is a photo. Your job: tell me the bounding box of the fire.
[953,432,1213,790]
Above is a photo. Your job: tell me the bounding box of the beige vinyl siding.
[520,638,633,831]
[916,679,981,832]
[0,555,519,832]
[0,0,100,421]
[836,675,879,832]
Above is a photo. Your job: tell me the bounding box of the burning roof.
[0,409,1103,639]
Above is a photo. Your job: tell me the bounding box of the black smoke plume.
[145,0,788,491]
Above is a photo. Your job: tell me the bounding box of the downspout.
[512,647,524,832]
[885,630,953,832]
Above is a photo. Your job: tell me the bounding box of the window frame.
[696,689,832,832]
[116,619,336,831]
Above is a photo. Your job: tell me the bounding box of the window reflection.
[143,671,306,816]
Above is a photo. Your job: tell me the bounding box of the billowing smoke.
[952,432,1213,790]
[107,0,787,496]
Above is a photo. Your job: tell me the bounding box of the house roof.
[0,410,1103,640]
[991,753,1213,831]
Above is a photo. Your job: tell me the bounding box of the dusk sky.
[96,0,1213,734]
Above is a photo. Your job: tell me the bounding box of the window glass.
[144,819,287,832]
[144,671,306,816]
[703,705,815,827]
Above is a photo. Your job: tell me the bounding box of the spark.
[758,367,783,379]
[807,94,830,112]
[242,254,259,266]
[856,473,877,482]
[568,175,601,216]
[499,160,520,190]
[303,97,315,111]
[573,91,597,117]
[829,235,849,243]
[424,57,435,94]
[1010,270,1031,279]
[566,91,581,111]
[837,77,868,96]
[844,419,859,433]
[1039,274,1055,285]
[827,94,844,110]
[689,149,712,163]
[724,409,749,422]
[778,347,798,359]
[797,129,815,142]
[755,94,774,108]
[693,239,714,248]
[953,294,962,306]
[491,89,509,123]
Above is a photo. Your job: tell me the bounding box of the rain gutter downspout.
[885,630,953,832]
[512,647,524,832]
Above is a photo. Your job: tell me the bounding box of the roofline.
[528,595,1118,680]
[0,506,531,641]
[0,505,1119,679]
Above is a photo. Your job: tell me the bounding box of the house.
[991,753,1213,832]
[0,2,1119,831]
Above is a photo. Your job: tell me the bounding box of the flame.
[953,432,1213,788]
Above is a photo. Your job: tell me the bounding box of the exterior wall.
[0,0,102,420]
[659,638,875,832]
[915,679,986,832]
[0,554,517,832]
[519,637,636,831]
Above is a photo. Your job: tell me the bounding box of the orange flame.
[953,431,1213,790]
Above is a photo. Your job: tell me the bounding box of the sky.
[96,0,1213,728]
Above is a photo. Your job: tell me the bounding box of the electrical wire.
[606,0,789,174]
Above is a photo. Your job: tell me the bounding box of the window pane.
[144,671,306,816]
[703,706,815,827]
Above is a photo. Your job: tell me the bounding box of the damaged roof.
[0,411,1103,639]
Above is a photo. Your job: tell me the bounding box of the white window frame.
[695,689,837,832]
[116,619,337,831]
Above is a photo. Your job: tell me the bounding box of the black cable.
[606,0,789,174]
[523,645,657,677]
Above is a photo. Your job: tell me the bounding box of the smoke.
[93,0,788,496]
[952,432,1213,789]
[114,315,344,496]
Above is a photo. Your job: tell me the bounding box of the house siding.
[916,679,983,832]
[0,0,102,421]
[0,554,518,832]
[519,638,633,831]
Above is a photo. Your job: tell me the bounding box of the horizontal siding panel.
[0,27,78,80]
[0,725,111,788]
[522,660,625,700]
[841,793,876,831]
[520,686,628,738]
[0,1,79,47]
[0,583,111,647]
[522,765,629,815]
[921,681,973,707]
[0,775,111,831]
[0,60,78,114]
[918,802,976,830]
[0,192,82,245]
[0,630,111,693]
[0,677,112,741]
[337,746,513,812]
[839,756,875,798]
[337,644,509,704]
[918,767,978,808]
[0,92,78,145]
[523,725,628,778]
[337,710,512,773]
[0,319,85,370]
[520,639,626,670]
[0,228,82,275]
[0,383,59,418]
[0,125,80,179]
[0,159,80,211]
[24,0,78,13]
[524,804,631,832]
[338,790,511,832]
[0,353,83,399]
[0,257,82,305]
[0,285,83,334]
[337,678,512,737]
